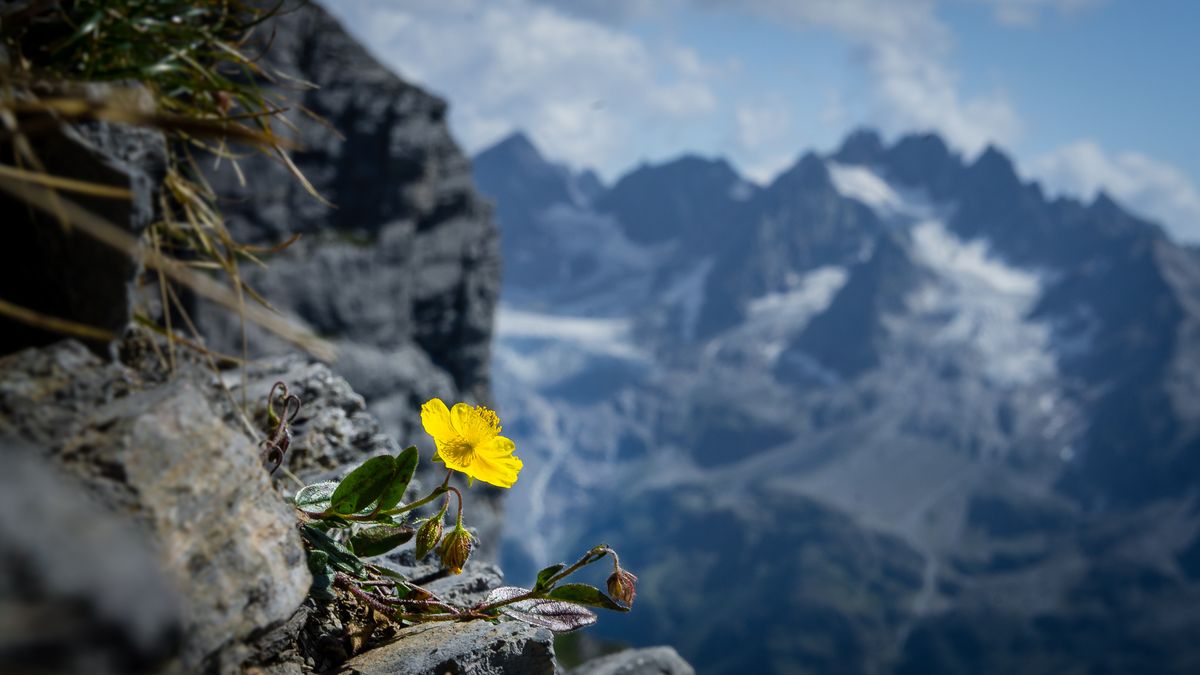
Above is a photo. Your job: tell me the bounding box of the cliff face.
[195,2,501,447]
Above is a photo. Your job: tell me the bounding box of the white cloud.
[974,0,1107,27]
[734,100,797,182]
[324,0,716,177]
[1027,141,1200,243]
[699,0,1021,156]
[736,101,792,151]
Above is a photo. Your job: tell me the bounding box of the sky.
[325,0,1200,243]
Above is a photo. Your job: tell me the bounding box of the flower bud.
[414,515,444,560]
[607,567,638,607]
[438,524,474,575]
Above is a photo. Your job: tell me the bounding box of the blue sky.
[327,0,1200,242]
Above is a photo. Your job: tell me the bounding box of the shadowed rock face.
[0,108,166,357]
[195,2,500,447]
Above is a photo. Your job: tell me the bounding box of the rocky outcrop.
[0,3,681,672]
[570,646,695,675]
[342,621,556,675]
[0,338,685,674]
[0,340,309,671]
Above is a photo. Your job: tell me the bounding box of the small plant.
[287,391,636,633]
[0,0,334,362]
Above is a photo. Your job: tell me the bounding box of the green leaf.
[376,446,419,512]
[300,524,365,578]
[548,584,629,612]
[305,550,330,575]
[366,563,410,582]
[51,11,103,54]
[349,524,416,557]
[330,455,396,515]
[294,480,339,515]
[533,563,565,591]
[485,587,598,633]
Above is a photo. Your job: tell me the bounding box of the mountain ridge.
[475,128,1200,674]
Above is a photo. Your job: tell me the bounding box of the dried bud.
[607,567,638,607]
[438,524,474,575]
[414,515,444,560]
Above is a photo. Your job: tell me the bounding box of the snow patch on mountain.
[496,307,641,360]
[908,220,1055,385]
[828,163,904,212]
[828,161,939,222]
[660,258,715,342]
[744,266,850,363]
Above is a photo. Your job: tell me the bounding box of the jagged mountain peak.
[832,127,886,165]
[770,151,833,193]
[612,153,742,188]
[476,130,542,166]
[597,153,752,246]
[473,129,580,227]
[966,143,1022,188]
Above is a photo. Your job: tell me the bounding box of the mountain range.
[475,129,1200,673]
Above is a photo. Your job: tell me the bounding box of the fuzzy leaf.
[349,524,415,557]
[533,563,565,591]
[484,586,598,633]
[294,480,339,515]
[548,583,629,612]
[485,586,529,603]
[376,446,419,512]
[300,524,365,578]
[330,455,396,515]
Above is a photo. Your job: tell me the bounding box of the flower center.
[440,436,474,466]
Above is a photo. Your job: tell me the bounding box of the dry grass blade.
[0,163,132,199]
[4,98,298,149]
[0,297,116,342]
[0,174,337,362]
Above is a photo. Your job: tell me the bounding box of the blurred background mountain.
[474,127,1200,673]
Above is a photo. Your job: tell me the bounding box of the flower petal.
[466,436,523,488]
[421,398,455,440]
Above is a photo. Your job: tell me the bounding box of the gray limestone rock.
[571,647,695,675]
[340,620,556,675]
[216,355,400,483]
[0,341,311,670]
[0,439,182,674]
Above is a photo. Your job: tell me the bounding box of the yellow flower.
[420,398,523,488]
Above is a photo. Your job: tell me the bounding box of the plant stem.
[379,597,461,614]
[446,485,464,527]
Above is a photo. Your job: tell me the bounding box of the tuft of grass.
[0,1,335,382]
